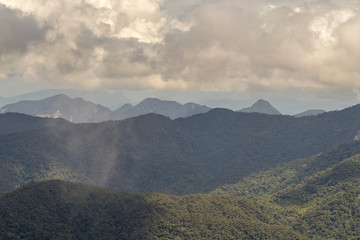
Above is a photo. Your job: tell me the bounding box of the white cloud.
[0,0,360,101]
[309,9,355,47]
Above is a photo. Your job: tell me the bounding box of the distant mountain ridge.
[2,103,360,193]
[239,99,281,115]
[0,94,112,123]
[0,89,129,110]
[294,109,326,117]
[1,94,330,122]
[111,98,211,120]
[0,95,211,123]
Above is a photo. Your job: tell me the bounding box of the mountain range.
[0,94,211,123]
[294,109,326,117]
[0,94,213,123]
[0,94,325,123]
[0,89,129,110]
[2,98,360,238]
[110,98,211,120]
[1,103,360,194]
[1,94,112,123]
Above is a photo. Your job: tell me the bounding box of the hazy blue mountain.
[0,94,112,123]
[114,103,133,114]
[111,98,211,120]
[0,89,129,109]
[239,99,281,115]
[201,98,253,110]
[294,109,326,117]
[1,95,211,123]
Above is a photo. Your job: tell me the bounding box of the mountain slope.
[212,141,360,198]
[239,99,281,115]
[0,112,71,134]
[0,94,112,123]
[276,154,360,205]
[275,154,360,239]
[4,146,360,239]
[3,151,360,239]
[111,98,211,120]
[2,104,360,194]
[0,180,306,239]
[212,140,360,239]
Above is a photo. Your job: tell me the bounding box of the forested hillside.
[2,104,360,194]
[212,140,360,238]
[213,141,360,197]
[3,159,360,240]
[0,112,71,134]
[1,0,359,238]
[0,180,306,239]
[2,106,360,238]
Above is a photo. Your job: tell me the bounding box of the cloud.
[0,0,360,100]
[0,5,46,53]
[0,4,47,78]
[159,0,360,95]
[0,0,193,89]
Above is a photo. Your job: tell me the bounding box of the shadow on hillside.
[0,180,167,239]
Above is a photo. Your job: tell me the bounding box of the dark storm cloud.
[0,4,47,54]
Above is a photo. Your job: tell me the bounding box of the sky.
[0,0,360,113]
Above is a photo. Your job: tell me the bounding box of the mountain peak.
[51,94,70,98]
[252,99,272,106]
[46,94,72,101]
[141,97,161,103]
[239,99,281,115]
[139,98,177,106]
[112,98,211,120]
[0,94,111,123]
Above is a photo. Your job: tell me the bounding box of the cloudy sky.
[0,0,360,112]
